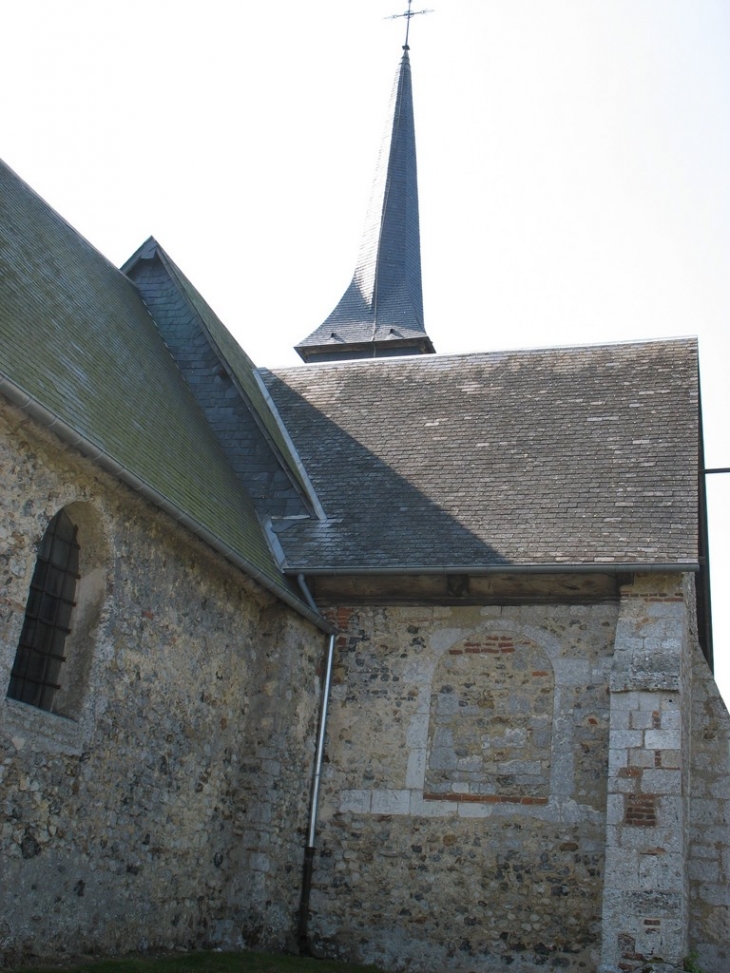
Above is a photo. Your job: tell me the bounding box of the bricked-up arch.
[424,632,554,803]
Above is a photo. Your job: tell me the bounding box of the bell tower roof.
[295,47,435,363]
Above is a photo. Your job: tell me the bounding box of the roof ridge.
[275,335,699,373]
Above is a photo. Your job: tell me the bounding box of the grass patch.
[11,950,384,973]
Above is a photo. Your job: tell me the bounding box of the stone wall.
[3,395,727,973]
[0,403,323,966]
[688,643,730,972]
[309,601,618,972]
[599,576,694,971]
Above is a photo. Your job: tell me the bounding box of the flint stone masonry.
[425,633,554,800]
[687,639,730,972]
[0,404,322,967]
[310,602,616,972]
[1,401,728,972]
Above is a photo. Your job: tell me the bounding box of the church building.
[1,31,729,973]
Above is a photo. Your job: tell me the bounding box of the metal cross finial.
[385,0,434,51]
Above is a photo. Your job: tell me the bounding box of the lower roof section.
[260,338,700,573]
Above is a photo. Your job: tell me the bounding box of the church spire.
[295,44,435,363]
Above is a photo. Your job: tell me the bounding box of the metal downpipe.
[298,628,336,954]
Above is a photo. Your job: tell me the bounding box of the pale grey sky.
[3,0,729,700]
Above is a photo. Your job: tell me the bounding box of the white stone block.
[551,749,574,800]
[552,659,591,686]
[457,801,490,818]
[606,794,624,825]
[627,747,656,768]
[610,710,631,731]
[645,728,681,750]
[641,768,682,795]
[610,729,643,749]
[410,793,457,817]
[629,709,655,730]
[610,692,640,711]
[646,601,684,620]
[371,789,410,815]
[402,659,436,686]
[608,748,628,773]
[405,748,426,789]
[339,789,372,814]
[406,714,429,748]
[415,685,432,714]
[638,851,683,887]
[429,628,464,652]
[659,708,681,730]
[637,690,662,711]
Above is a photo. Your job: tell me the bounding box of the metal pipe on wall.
[298,630,336,953]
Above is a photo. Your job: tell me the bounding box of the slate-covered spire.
[295,48,435,363]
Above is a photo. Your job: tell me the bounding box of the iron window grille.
[7,510,80,711]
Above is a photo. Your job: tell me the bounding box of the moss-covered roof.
[0,158,309,615]
[131,242,314,503]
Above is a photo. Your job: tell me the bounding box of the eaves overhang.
[287,562,700,577]
[296,335,436,363]
[0,372,334,635]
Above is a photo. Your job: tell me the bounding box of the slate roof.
[0,158,313,618]
[261,339,700,572]
[122,238,319,518]
[296,50,435,362]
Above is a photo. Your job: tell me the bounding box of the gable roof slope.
[123,238,317,510]
[0,159,315,620]
[261,338,700,572]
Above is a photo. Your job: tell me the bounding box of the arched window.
[7,509,80,712]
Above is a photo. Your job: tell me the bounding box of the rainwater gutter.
[286,561,700,576]
[0,375,333,633]
[296,573,336,955]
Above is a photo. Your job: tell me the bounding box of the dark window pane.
[6,510,79,712]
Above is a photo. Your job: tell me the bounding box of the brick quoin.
[617,932,648,973]
[625,794,657,827]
